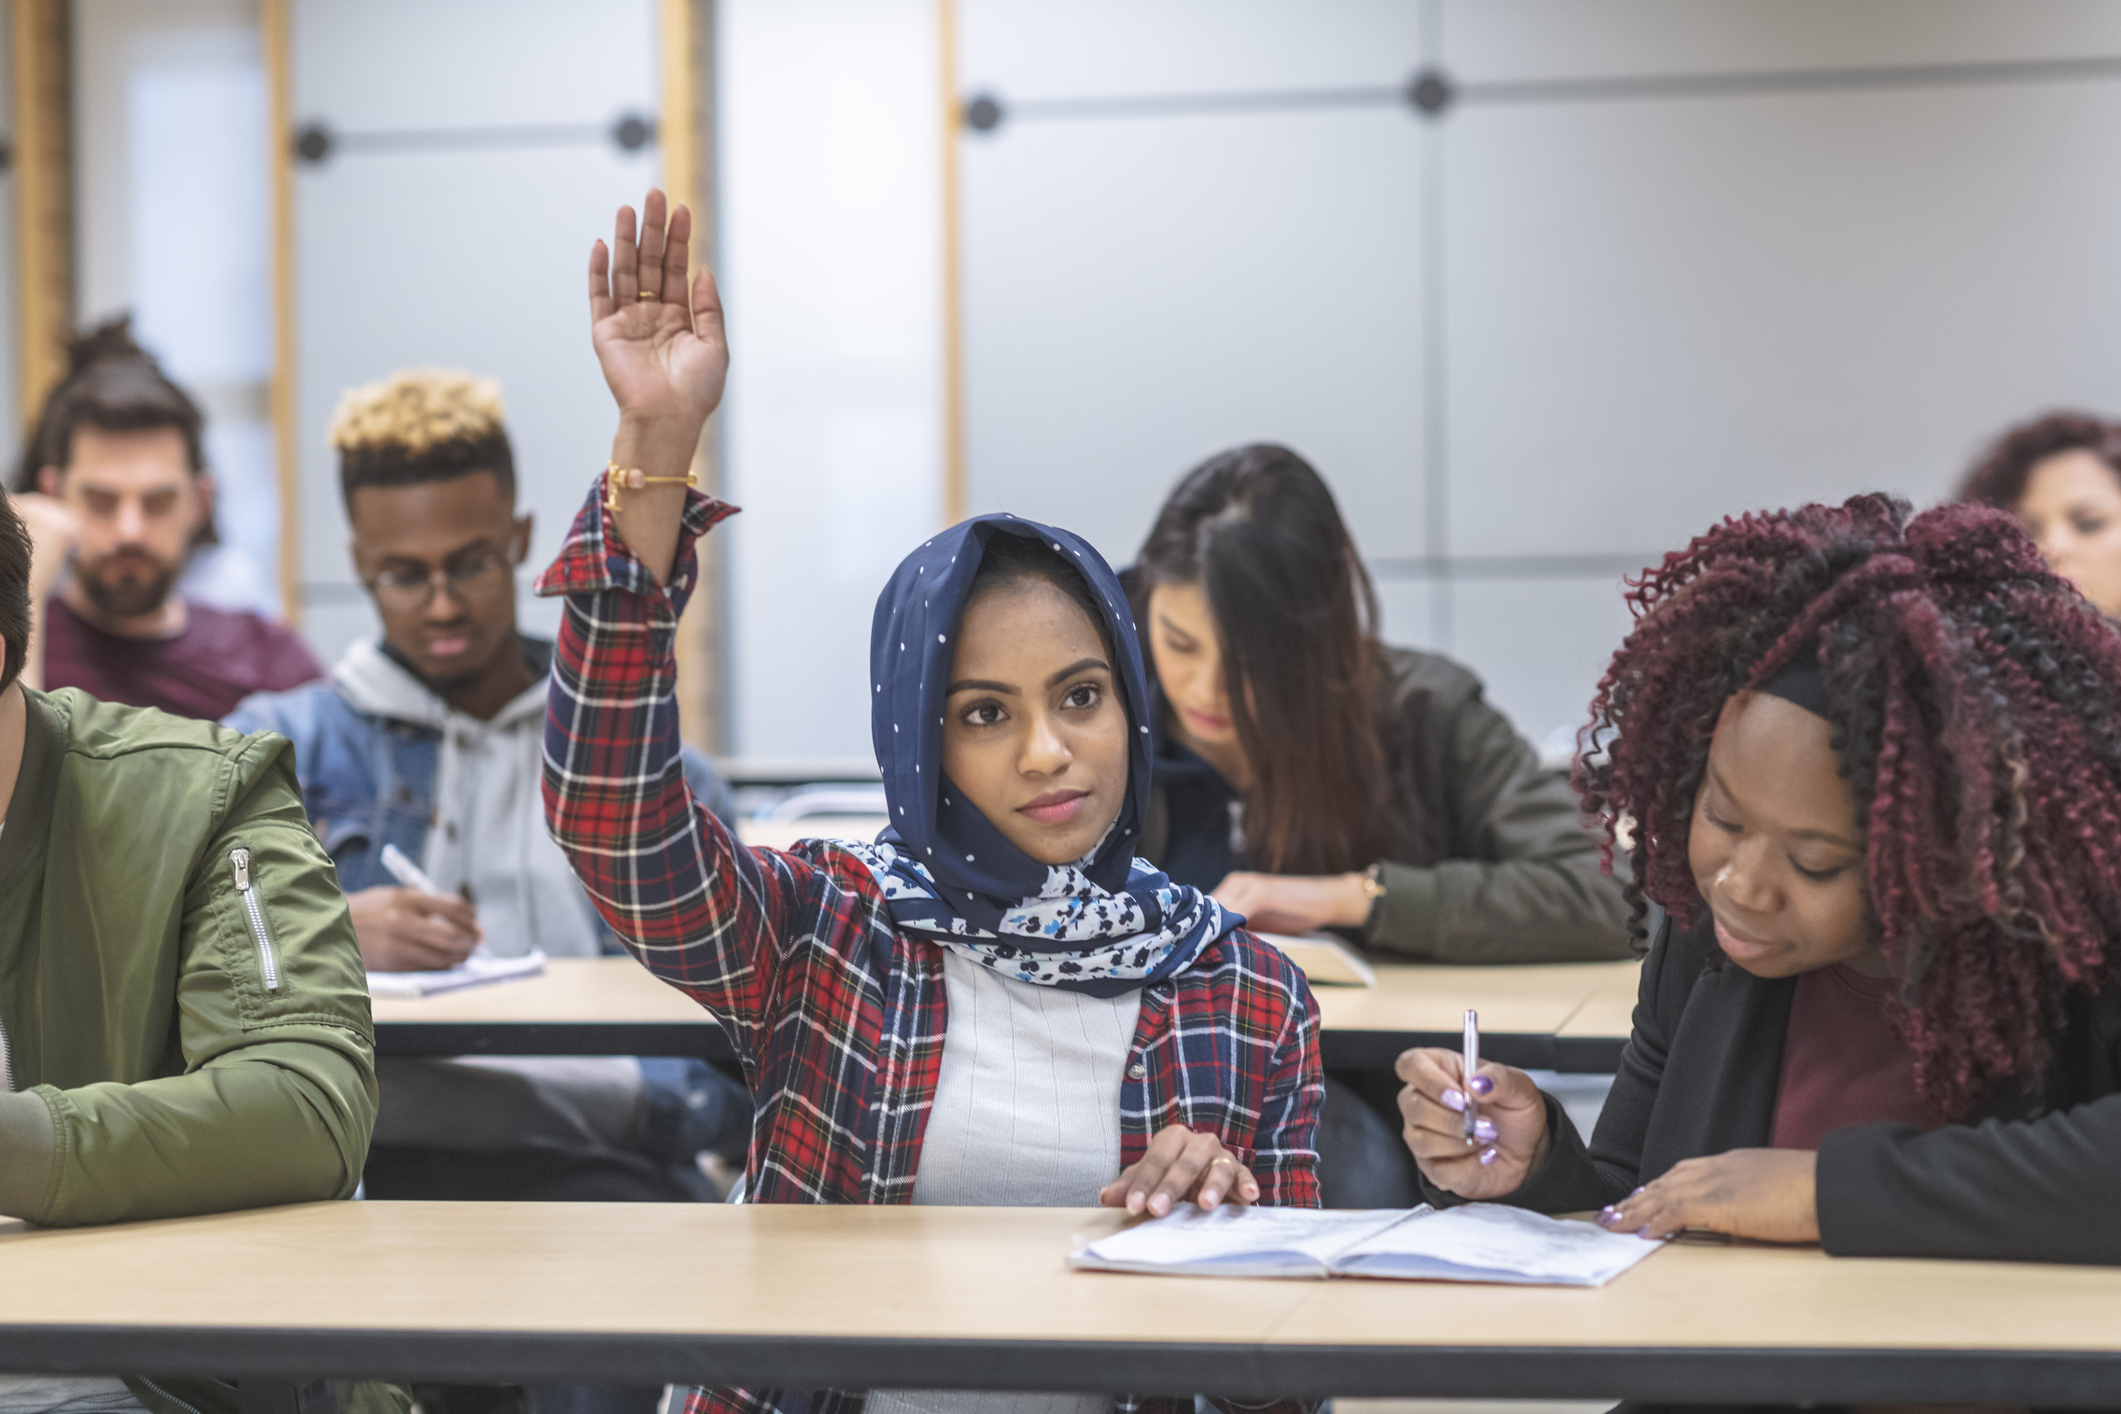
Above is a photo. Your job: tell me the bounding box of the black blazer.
[1433,909,2121,1264]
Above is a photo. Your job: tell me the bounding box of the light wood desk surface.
[370,958,711,1029]
[2,1202,2116,1404]
[370,958,1640,1070]
[1553,958,1645,1069]
[370,957,728,1060]
[1311,960,1636,1069]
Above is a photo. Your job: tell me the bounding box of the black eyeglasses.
[366,549,518,610]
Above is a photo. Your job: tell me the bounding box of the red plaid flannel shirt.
[539,480,1322,1414]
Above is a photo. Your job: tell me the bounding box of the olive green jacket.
[1145,647,1634,964]
[0,689,397,1414]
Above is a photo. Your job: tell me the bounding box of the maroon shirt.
[1771,962,1941,1150]
[42,594,323,721]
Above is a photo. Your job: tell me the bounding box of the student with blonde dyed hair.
[228,371,748,1323]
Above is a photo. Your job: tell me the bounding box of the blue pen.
[1461,1008,1480,1146]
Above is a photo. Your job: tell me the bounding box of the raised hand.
[589,188,727,439]
[589,189,729,583]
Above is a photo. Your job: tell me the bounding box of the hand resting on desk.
[348,885,483,972]
[1212,871,1375,935]
[1099,1123,1260,1216]
[1594,1150,1819,1243]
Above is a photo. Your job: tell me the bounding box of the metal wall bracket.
[1408,67,1456,117]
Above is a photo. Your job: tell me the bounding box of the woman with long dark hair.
[1127,443,1630,964]
[1400,496,2121,1265]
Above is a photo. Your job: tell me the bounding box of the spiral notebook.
[366,950,548,998]
[1069,1202,1661,1286]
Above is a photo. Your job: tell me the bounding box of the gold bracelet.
[603,460,698,511]
[1357,864,1386,901]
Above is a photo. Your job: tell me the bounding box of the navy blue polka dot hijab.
[842,513,1239,997]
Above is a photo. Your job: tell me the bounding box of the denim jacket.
[227,640,736,905]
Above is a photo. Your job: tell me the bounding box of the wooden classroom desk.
[371,957,730,1060]
[2,1202,2118,1405]
[1552,957,1646,1072]
[371,957,1641,1071]
[1312,959,1636,1070]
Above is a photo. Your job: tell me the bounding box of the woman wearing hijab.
[539,191,1322,1414]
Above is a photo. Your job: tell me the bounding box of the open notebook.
[1255,932,1378,987]
[1070,1202,1661,1286]
[366,950,548,998]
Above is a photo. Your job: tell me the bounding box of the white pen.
[1461,1008,1481,1147]
[380,843,487,959]
[379,843,445,896]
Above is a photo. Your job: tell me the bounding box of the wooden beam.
[938,0,965,527]
[261,0,300,624]
[11,0,71,430]
[662,0,724,752]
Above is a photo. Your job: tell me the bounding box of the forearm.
[0,1089,56,1219]
[606,418,700,586]
[1363,855,1634,963]
[30,1045,371,1227]
[539,477,782,1040]
[1819,1099,2121,1263]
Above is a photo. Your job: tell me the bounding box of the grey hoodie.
[331,637,602,958]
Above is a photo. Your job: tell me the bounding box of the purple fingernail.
[1630,1187,1645,1199]
[1636,1225,1653,1239]
[1598,1206,1621,1223]
[1470,1075,1495,1097]
[1442,1089,1466,1112]
[1479,1147,1498,1167]
[1473,1118,1497,1142]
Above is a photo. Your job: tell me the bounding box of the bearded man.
[14,318,319,718]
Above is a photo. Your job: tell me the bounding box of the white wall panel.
[293,0,654,132]
[1446,575,1638,749]
[293,142,658,633]
[1373,578,1441,655]
[718,0,944,762]
[961,106,1425,569]
[961,0,1420,102]
[1445,77,2121,560]
[72,0,278,612]
[1446,0,2121,83]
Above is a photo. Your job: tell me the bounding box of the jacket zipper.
[230,848,282,992]
[0,1009,12,1093]
[136,1378,207,1414]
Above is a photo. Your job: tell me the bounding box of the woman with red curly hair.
[1395,494,2121,1261]
[1957,410,2121,619]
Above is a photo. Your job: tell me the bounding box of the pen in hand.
[1461,1008,1480,1147]
[379,844,486,959]
[380,843,445,896]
